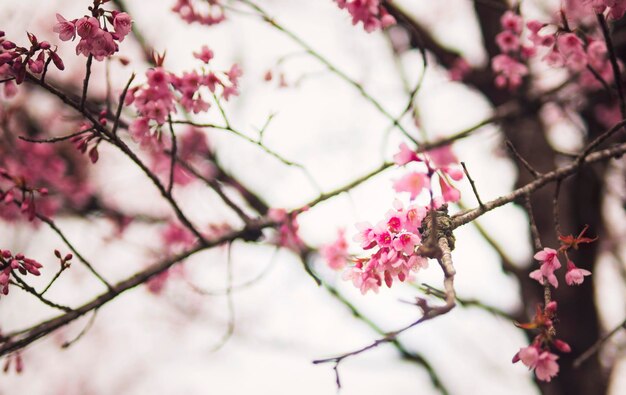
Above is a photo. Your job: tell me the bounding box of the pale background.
[0,1,624,394]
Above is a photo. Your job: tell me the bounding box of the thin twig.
[238,0,420,145]
[597,13,626,118]
[453,142,626,228]
[80,55,94,111]
[313,238,456,381]
[18,129,92,144]
[506,140,541,178]
[167,117,177,195]
[553,180,562,238]
[111,73,135,136]
[61,309,98,349]
[37,213,113,292]
[575,119,626,166]
[24,73,208,245]
[573,317,626,368]
[209,243,235,352]
[523,195,551,307]
[10,276,72,313]
[461,161,484,208]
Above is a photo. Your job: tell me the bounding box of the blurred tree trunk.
[389,1,612,393]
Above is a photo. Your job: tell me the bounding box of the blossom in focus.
[515,345,560,382]
[529,247,561,288]
[565,260,591,286]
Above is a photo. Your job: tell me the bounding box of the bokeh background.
[0,1,625,394]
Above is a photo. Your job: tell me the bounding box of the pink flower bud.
[553,339,571,353]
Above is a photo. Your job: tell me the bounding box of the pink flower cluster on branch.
[53,7,132,61]
[0,250,43,296]
[323,144,464,294]
[393,143,463,205]
[491,8,621,91]
[268,208,306,252]
[172,0,226,26]
[125,47,242,145]
[491,11,529,90]
[0,31,64,89]
[0,168,49,222]
[334,0,396,32]
[529,226,595,288]
[340,200,428,294]
[513,302,572,382]
[0,138,93,222]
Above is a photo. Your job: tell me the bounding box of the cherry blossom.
[334,0,396,32]
[321,229,350,270]
[515,345,560,382]
[53,5,132,61]
[565,260,592,286]
[172,0,226,26]
[529,247,561,288]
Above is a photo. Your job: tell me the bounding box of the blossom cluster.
[513,302,571,382]
[0,168,49,222]
[53,9,132,61]
[268,208,306,253]
[341,200,429,294]
[334,0,396,32]
[492,9,620,91]
[0,250,43,296]
[580,0,626,20]
[393,143,463,205]
[172,0,226,26]
[530,226,595,288]
[0,137,93,222]
[0,31,64,90]
[125,46,242,145]
[322,144,463,294]
[491,11,530,90]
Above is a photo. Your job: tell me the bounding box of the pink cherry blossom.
[534,248,560,270]
[392,232,419,255]
[496,30,520,53]
[172,0,226,26]
[449,57,472,81]
[321,229,350,270]
[113,12,133,41]
[565,260,591,286]
[530,247,561,288]
[438,176,461,203]
[334,0,396,33]
[393,172,430,200]
[53,14,76,41]
[354,222,377,249]
[193,45,214,64]
[515,345,560,382]
[268,208,305,252]
[76,17,99,39]
[393,142,419,165]
[535,351,560,381]
[492,54,528,90]
[501,10,523,34]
